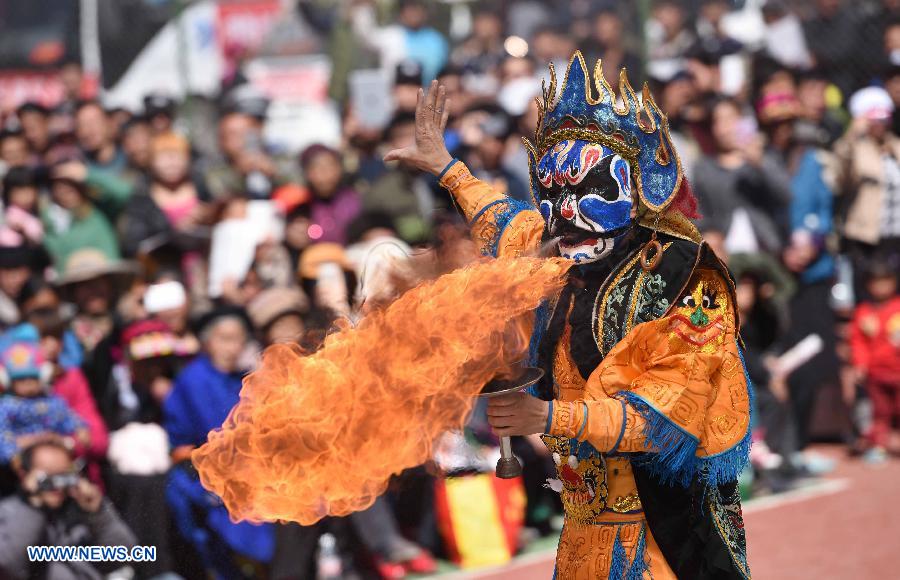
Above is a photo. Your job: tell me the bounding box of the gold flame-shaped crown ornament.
[524,51,684,213]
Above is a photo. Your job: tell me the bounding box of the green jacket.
[42,204,121,271]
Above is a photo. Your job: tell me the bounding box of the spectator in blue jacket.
[163,307,273,578]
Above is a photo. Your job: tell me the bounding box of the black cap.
[17,102,50,116]
[395,60,424,87]
[667,69,695,84]
[144,93,176,117]
[121,114,150,133]
[884,64,900,82]
[865,257,898,281]
[0,245,48,271]
[687,39,733,65]
[194,305,254,336]
[220,85,270,120]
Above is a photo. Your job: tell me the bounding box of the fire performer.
[383,52,752,579]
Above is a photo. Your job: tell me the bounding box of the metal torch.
[479,367,545,479]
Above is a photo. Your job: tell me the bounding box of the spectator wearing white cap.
[835,85,900,278]
[143,280,199,359]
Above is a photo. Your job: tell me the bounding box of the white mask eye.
[682,295,696,308]
[702,295,712,309]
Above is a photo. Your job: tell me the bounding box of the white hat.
[849,86,895,121]
[143,281,187,313]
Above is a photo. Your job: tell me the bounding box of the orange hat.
[298,243,349,279]
[151,132,190,155]
[272,183,311,215]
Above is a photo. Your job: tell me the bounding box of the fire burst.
[192,256,571,525]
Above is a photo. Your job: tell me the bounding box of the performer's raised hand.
[383,80,453,176]
[486,392,551,437]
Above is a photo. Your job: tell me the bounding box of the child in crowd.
[0,341,89,463]
[2,322,107,485]
[849,261,900,463]
[1,166,44,247]
[734,268,800,490]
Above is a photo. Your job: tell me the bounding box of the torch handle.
[495,436,522,479]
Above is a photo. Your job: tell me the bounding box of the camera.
[34,473,80,492]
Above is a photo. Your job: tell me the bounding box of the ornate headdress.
[524,52,684,215]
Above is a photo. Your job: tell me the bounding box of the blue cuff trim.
[486,198,534,257]
[437,158,459,180]
[469,198,507,227]
[545,400,554,434]
[574,402,588,440]
[608,399,628,455]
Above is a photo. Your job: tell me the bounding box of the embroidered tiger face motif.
[669,269,732,352]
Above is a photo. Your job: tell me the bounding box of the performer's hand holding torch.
[484,387,551,478]
[486,392,551,439]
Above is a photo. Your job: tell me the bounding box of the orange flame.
[192,256,571,525]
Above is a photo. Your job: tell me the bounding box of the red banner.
[216,0,282,56]
[0,71,98,112]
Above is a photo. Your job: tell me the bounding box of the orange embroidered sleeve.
[548,398,643,453]
[439,161,543,258]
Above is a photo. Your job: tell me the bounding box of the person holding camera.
[0,440,136,580]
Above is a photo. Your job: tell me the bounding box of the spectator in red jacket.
[849,260,900,462]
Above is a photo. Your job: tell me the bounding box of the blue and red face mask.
[536,140,633,263]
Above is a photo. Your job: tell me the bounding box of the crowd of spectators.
[0,0,899,578]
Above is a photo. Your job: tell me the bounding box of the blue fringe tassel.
[616,390,699,487]
[527,301,550,367]
[525,302,551,399]
[625,526,648,580]
[609,527,628,580]
[617,338,755,488]
[698,427,752,488]
[469,199,507,230]
[606,523,649,579]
